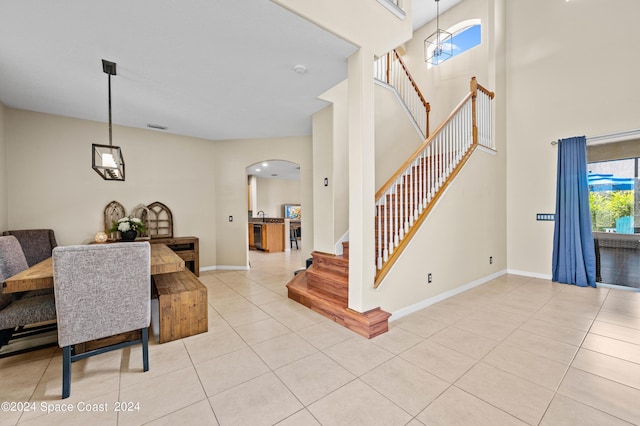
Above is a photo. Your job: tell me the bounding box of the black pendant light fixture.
[424,0,453,65]
[92,59,125,181]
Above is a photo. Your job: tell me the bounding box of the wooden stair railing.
[374,77,495,287]
[374,49,431,139]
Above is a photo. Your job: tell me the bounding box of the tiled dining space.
[1,249,639,425]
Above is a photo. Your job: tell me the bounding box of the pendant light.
[92,59,125,181]
[424,0,453,65]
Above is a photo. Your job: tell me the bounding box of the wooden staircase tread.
[286,271,390,339]
[288,271,347,306]
[306,266,349,282]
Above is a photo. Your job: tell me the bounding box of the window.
[587,143,640,288]
[427,20,481,68]
[588,158,637,234]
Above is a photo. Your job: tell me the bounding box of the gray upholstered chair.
[0,236,57,348]
[52,242,151,399]
[2,229,58,267]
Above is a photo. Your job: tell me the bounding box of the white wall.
[255,177,301,219]
[0,102,7,230]
[505,0,640,276]
[274,0,413,56]
[5,108,218,266]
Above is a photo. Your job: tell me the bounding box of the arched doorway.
[246,160,302,264]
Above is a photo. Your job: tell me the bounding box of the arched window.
[426,19,481,68]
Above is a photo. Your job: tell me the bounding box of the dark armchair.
[2,229,58,267]
[0,236,57,350]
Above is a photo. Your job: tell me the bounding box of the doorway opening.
[246,160,302,265]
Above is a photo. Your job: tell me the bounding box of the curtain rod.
[551,128,640,146]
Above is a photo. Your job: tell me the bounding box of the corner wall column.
[348,47,376,312]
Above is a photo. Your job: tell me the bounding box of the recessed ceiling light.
[256,168,261,172]
[262,162,268,167]
[294,64,307,74]
[147,124,168,130]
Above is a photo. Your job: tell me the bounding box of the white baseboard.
[390,269,507,321]
[200,265,250,272]
[506,269,552,280]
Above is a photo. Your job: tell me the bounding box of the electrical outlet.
[428,273,432,283]
[489,256,493,264]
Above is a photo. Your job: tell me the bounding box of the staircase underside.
[286,267,391,339]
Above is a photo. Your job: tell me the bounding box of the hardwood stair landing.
[286,248,390,339]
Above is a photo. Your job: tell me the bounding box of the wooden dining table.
[2,243,184,294]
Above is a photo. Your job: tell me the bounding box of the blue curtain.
[552,136,596,287]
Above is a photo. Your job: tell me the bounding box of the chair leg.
[142,327,149,372]
[62,346,71,399]
[0,328,14,347]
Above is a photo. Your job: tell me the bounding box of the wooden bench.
[153,269,208,343]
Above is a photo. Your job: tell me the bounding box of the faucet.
[257,210,265,222]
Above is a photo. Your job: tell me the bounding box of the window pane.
[451,24,481,59]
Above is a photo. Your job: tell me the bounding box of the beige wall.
[371,0,506,315]
[0,102,7,230]
[375,149,505,313]
[505,0,640,276]
[312,104,336,253]
[255,177,301,219]
[375,84,423,190]
[317,80,350,252]
[214,136,313,269]
[4,108,218,266]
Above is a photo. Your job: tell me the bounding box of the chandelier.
[92,59,125,181]
[424,0,452,65]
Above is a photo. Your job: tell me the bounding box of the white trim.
[477,145,497,156]
[506,269,552,280]
[587,128,640,145]
[389,269,507,321]
[201,265,250,271]
[376,0,406,20]
[597,283,640,292]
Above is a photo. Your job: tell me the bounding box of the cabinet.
[248,224,256,249]
[151,236,199,276]
[248,223,284,252]
[263,223,284,252]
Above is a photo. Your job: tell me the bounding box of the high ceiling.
[0,0,461,142]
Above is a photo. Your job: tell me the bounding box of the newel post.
[385,52,390,84]
[470,76,478,146]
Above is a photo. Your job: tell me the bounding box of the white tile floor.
[1,249,639,425]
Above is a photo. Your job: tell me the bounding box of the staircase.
[287,49,495,338]
[374,77,495,286]
[286,243,391,339]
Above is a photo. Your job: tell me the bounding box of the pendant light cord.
[108,73,113,147]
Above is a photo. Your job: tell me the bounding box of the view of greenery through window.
[588,158,638,233]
